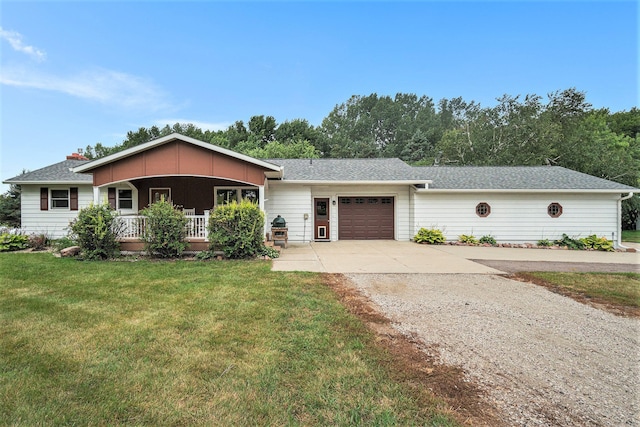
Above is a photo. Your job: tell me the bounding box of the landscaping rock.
[60,246,81,257]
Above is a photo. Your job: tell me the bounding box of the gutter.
[617,192,635,250]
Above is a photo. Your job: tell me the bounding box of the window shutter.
[108,187,116,209]
[70,187,79,211]
[40,188,49,211]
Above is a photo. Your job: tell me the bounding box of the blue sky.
[1,1,637,191]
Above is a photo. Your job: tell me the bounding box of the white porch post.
[259,184,267,240]
[93,186,100,204]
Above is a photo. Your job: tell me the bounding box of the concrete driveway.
[271,240,639,274]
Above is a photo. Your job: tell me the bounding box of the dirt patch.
[323,273,505,427]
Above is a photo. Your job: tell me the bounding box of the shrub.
[458,234,478,245]
[580,234,614,252]
[478,235,497,246]
[259,245,280,259]
[413,228,445,244]
[140,199,189,258]
[28,233,49,250]
[554,233,586,250]
[69,203,123,260]
[0,233,29,252]
[208,199,265,259]
[537,239,553,247]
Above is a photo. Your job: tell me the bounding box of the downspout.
[617,192,634,250]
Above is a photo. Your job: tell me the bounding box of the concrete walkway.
[271,240,639,274]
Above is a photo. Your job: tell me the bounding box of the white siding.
[265,183,313,242]
[20,184,94,238]
[413,192,621,243]
[97,185,139,215]
[266,183,413,242]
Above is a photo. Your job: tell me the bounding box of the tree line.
[84,88,639,187]
[1,88,638,229]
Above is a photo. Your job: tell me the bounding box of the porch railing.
[118,214,210,241]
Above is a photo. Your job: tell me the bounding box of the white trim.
[415,188,635,194]
[5,180,91,185]
[72,133,283,174]
[213,186,260,207]
[50,188,70,210]
[277,180,431,185]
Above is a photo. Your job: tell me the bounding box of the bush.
[0,233,29,252]
[537,239,553,247]
[554,233,586,250]
[413,228,445,244]
[458,234,478,245]
[28,233,49,251]
[69,203,123,260]
[208,199,265,259]
[140,199,189,258]
[580,234,614,252]
[478,235,497,246]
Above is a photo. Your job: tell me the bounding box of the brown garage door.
[338,197,394,240]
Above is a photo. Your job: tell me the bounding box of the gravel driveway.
[345,273,640,426]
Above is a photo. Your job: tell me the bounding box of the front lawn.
[518,272,640,316]
[0,253,456,426]
[622,230,640,243]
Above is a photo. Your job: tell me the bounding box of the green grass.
[622,230,640,243]
[0,253,456,426]
[523,272,640,308]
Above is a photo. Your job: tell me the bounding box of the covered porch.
[70,133,283,251]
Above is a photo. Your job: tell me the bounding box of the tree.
[245,139,320,159]
[248,115,277,146]
[0,184,21,228]
[608,107,640,139]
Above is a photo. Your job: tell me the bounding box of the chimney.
[67,152,89,161]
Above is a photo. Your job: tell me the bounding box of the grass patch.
[622,230,640,243]
[0,253,457,426]
[519,272,640,315]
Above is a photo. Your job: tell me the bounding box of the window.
[548,203,563,218]
[51,189,69,209]
[215,187,259,206]
[241,189,258,203]
[368,198,379,204]
[41,187,77,210]
[381,198,393,204]
[340,198,351,204]
[118,189,133,209]
[150,188,171,204]
[355,198,365,204]
[476,202,491,217]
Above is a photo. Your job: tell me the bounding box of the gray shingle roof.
[4,160,93,184]
[414,166,637,190]
[5,156,635,192]
[266,158,424,181]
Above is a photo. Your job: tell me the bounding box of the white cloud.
[0,66,171,112]
[153,119,231,131]
[0,27,46,61]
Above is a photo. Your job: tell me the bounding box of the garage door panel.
[338,197,394,240]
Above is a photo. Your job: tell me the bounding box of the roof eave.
[3,180,92,185]
[271,179,432,185]
[415,188,636,193]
